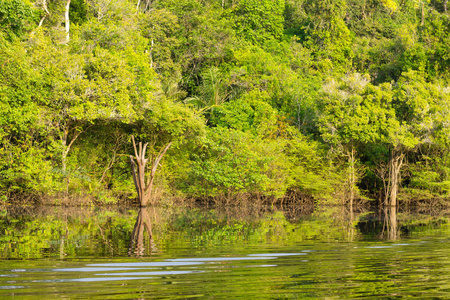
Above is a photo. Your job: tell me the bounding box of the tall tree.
[318,73,390,207]
[383,70,450,205]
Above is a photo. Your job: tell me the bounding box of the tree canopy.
[1,0,450,207]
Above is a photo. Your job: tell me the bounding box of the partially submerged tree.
[130,135,171,207]
[129,96,206,205]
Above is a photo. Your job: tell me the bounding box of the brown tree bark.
[384,148,404,207]
[130,135,171,206]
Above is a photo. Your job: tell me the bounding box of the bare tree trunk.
[348,146,355,210]
[362,1,366,20]
[145,0,151,11]
[444,0,448,13]
[345,145,356,209]
[130,135,172,206]
[137,0,153,13]
[387,148,404,207]
[65,0,71,43]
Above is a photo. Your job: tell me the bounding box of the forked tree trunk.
[130,135,171,206]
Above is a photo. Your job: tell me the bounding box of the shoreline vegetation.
[3,191,449,208]
[2,0,450,208]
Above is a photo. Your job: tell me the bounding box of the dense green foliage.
[1,0,450,205]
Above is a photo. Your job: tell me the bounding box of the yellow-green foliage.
[1,0,450,206]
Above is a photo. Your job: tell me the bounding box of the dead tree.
[130,135,172,206]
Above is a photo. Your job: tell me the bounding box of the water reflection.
[385,206,398,240]
[0,204,448,260]
[128,207,156,257]
[356,206,400,240]
[0,205,449,299]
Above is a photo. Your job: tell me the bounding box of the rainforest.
[1,0,450,207]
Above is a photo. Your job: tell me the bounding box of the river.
[0,205,448,299]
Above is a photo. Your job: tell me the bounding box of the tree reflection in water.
[128,207,156,256]
[384,206,398,240]
[356,206,401,240]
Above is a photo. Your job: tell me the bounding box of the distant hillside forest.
[1,0,450,206]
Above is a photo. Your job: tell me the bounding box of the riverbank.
[3,189,449,209]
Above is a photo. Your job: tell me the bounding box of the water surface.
[0,205,448,298]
